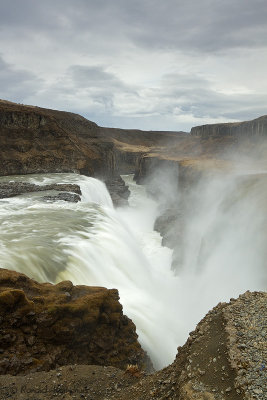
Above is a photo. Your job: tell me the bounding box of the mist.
[142,150,267,340]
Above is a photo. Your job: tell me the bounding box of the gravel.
[225,291,267,400]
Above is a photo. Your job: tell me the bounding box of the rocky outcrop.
[190,115,267,138]
[0,182,81,200]
[0,269,151,375]
[105,176,130,207]
[42,192,81,203]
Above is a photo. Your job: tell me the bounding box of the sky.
[0,0,266,132]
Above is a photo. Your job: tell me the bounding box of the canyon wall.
[191,115,267,138]
[0,100,186,181]
[0,100,114,178]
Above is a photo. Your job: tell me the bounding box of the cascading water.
[0,170,266,370]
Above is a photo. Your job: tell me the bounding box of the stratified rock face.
[0,269,150,375]
[190,115,267,138]
[0,100,113,178]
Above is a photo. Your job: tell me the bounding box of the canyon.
[0,99,266,399]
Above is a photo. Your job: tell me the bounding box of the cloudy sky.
[0,0,266,131]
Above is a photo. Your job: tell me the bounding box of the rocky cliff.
[190,115,267,138]
[0,100,114,178]
[0,269,151,375]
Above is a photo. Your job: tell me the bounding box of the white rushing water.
[0,171,266,370]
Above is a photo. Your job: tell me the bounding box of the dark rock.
[42,192,81,203]
[0,182,81,199]
[105,176,130,207]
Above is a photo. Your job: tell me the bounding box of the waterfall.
[0,173,175,368]
[0,171,266,370]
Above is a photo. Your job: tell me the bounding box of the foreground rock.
[0,364,141,400]
[1,291,265,399]
[0,269,151,375]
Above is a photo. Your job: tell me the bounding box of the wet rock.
[105,176,130,207]
[0,182,81,200]
[42,192,81,203]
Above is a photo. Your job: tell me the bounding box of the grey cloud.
[27,64,136,120]
[68,65,124,89]
[0,55,41,102]
[132,72,267,123]
[1,0,266,53]
[0,1,266,131]
[118,0,267,52]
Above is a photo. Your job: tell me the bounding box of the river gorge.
[0,100,266,399]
